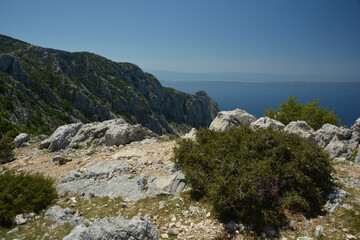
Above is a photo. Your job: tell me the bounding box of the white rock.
[14,133,30,148]
[314,225,324,237]
[209,109,256,131]
[63,215,159,240]
[181,128,197,140]
[316,124,339,146]
[284,121,317,144]
[351,117,360,132]
[250,117,285,131]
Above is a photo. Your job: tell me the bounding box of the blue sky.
[1,0,360,79]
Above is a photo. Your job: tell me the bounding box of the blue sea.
[161,81,360,127]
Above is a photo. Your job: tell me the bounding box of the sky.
[1,0,360,80]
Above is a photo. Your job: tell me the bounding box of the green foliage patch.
[0,171,57,227]
[0,35,30,54]
[265,96,341,129]
[173,127,334,229]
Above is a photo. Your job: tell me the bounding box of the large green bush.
[265,96,340,129]
[0,171,57,227]
[173,127,334,229]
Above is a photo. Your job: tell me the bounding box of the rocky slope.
[0,34,219,135]
[1,111,360,239]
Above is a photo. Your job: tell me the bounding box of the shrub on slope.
[0,171,57,227]
[173,127,334,229]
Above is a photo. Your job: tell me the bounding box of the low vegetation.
[173,127,334,230]
[265,96,341,129]
[0,171,57,227]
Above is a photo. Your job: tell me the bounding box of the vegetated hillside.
[0,34,219,135]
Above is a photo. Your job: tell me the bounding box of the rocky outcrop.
[208,109,360,162]
[209,109,256,131]
[63,215,159,240]
[44,206,90,226]
[57,161,187,201]
[316,124,339,147]
[38,119,158,152]
[250,117,285,131]
[39,123,82,151]
[0,35,219,135]
[284,121,318,145]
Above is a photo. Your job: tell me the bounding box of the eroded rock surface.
[63,215,159,240]
[209,109,256,131]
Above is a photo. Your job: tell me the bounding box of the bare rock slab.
[63,215,159,240]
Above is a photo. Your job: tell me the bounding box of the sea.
[161,81,360,127]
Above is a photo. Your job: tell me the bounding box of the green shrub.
[173,127,334,229]
[265,96,340,129]
[0,171,57,227]
[0,133,14,164]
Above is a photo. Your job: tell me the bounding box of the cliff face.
[0,35,219,135]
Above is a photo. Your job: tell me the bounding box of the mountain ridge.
[0,34,219,135]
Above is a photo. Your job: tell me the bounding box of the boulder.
[44,206,75,224]
[284,121,317,144]
[38,118,157,151]
[32,134,49,143]
[335,127,352,141]
[63,215,159,240]
[209,109,256,131]
[250,117,285,131]
[14,133,30,148]
[351,117,360,132]
[14,213,34,225]
[44,206,89,226]
[324,141,352,159]
[105,124,157,146]
[181,128,197,140]
[147,171,186,197]
[39,123,82,151]
[316,124,339,146]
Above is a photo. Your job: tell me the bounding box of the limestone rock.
[39,123,82,151]
[38,119,157,151]
[44,206,89,226]
[355,148,360,165]
[58,174,146,201]
[324,188,349,213]
[14,133,30,148]
[32,134,49,143]
[316,124,339,146]
[324,141,352,159]
[63,215,159,240]
[58,161,186,201]
[284,121,317,144]
[314,225,324,237]
[81,161,133,180]
[335,127,352,141]
[181,128,197,140]
[146,171,186,197]
[250,117,285,131]
[351,117,360,132]
[44,206,75,224]
[209,109,256,131]
[14,213,34,225]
